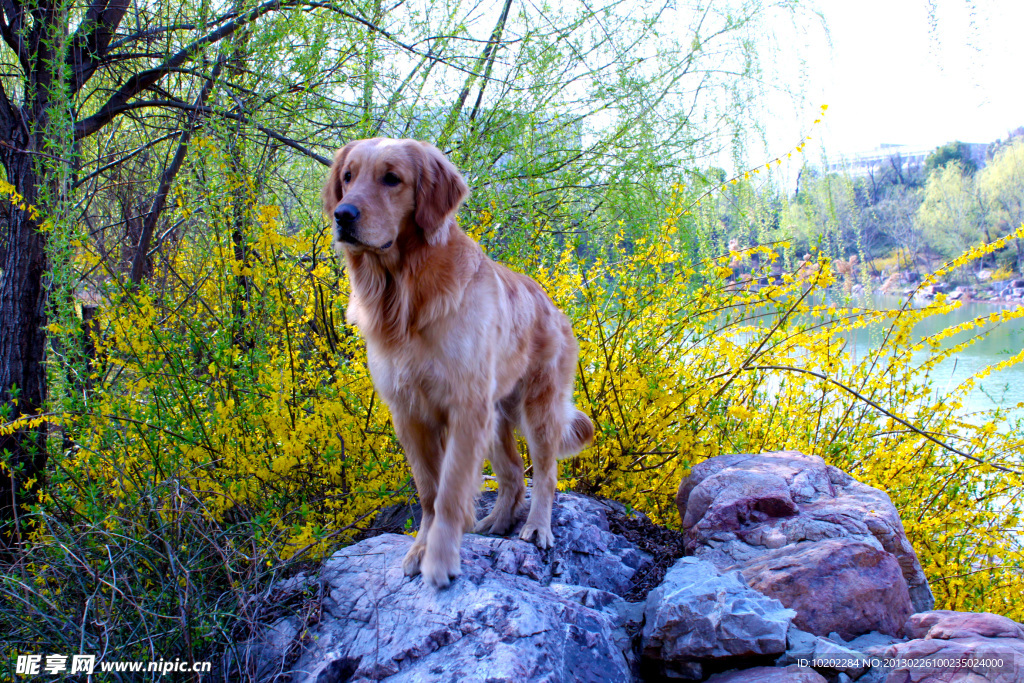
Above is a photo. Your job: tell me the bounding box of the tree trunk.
[0,143,50,547]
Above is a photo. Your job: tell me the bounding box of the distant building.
[826,142,988,177]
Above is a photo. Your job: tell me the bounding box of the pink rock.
[705,664,827,682]
[880,634,1024,683]
[737,538,912,639]
[676,450,933,627]
[905,610,1024,640]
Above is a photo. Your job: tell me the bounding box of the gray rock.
[776,628,818,666]
[237,493,647,682]
[845,630,906,655]
[811,637,868,678]
[642,557,795,674]
[704,665,827,682]
[272,533,633,682]
[542,493,651,594]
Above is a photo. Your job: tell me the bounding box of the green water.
[842,294,1024,423]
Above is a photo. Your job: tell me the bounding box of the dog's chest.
[365,335,485,416]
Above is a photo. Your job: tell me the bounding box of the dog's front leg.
[421,404,493,588]
[392,410,443,577]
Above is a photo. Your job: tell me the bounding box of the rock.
[879,635,1024,682]
[676,450,933,639]
[811,636,869,678]
[868,610,1024,683]
[776,628,818,666]
[542,493,651,593]
[236,457,1024,683]
[251,533,634,682]
[236,492,649,682]
[641,557,795,677]
[845,630,906,654]
[245,616,299,681]
[737,539,912,639]
[976,269,993,281]
[905,610,1024,641]
[704,664,827,682]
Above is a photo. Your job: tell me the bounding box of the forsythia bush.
[4,161,1023,668]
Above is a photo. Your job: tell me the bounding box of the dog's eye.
[343,170,351,183]
[382,172,401,187]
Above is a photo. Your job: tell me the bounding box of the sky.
[796,0,1024,158]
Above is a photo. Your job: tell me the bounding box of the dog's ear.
[322,143,355,218]
[414,142,469,246]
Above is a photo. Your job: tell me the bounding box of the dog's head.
[322,138,469,253]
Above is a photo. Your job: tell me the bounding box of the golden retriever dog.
[322,138,594,588]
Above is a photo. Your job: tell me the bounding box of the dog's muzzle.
[334,204,360,244]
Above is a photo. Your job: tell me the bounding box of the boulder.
[873,610,1024,683]
[676,450,932,639]
[641,557,795,677]
[737,539,911,639]
[236,492,649,682]
[905,610,1024,640]
[235,455,1024,683]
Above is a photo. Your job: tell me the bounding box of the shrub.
[2,180,1022,677]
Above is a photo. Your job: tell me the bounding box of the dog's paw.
[421,545,460,589]
[474,509,514,536]
[519,522,554,549]
[402,542,426,577]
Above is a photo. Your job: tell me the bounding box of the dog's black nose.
[334,204,360,227]
[334,204,361,244]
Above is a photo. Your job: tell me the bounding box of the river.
[842,294,1024,425]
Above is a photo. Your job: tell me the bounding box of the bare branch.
[0,0,30,74]
[67,0,131,94]
[76,96,335,165]
[74,0,299,140]
[130,58,224,285]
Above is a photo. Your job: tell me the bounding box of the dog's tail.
[557,409,595,459]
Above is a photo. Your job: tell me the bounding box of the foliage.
[1,0,1022,676]
[4,172,1024,677]
[917,161,987,262]
[783,169,860,258]
[977,139,1024,272]
[926,140,979,176]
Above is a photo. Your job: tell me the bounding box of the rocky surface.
[676,450,931,638]
[871,611,1024,683]
[235,453,1024,682]
[737,539,911,639]
[641,557,794,678]
[263,533,635,682]
[236,492,651,682]
[705,665,827,682]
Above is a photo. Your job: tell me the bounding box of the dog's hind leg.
[518,323,592,548]
[518,406,559,549]
[475,403,526,535]
[392,410,442,578]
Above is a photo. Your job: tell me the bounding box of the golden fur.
[323,138,594,588]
